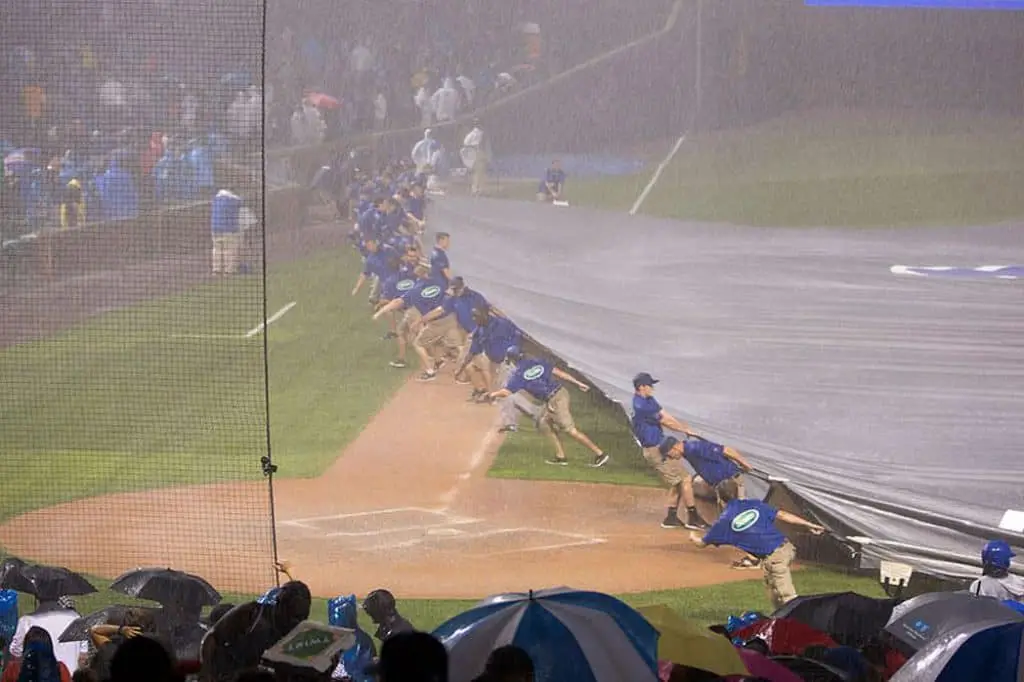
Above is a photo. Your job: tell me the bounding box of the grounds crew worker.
[688,486,825,609]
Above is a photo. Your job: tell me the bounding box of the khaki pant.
[367,274,381,304]
[398,308,422,339]
[212,232,243,274]
[471,159,488,195]
[643,446,686,487]
[539,388,575,432]
[415,313,462,352]
[763,541,798,609]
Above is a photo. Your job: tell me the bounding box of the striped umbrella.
[432,587,659,682]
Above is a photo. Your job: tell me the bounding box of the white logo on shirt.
[396,279,415,292]
[522,365,545,381]
[731,509,760,532]
[420,285,442,299]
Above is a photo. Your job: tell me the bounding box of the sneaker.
[467,389,484,402]
[661,515,685,529]
[545,457,569,466]
[498,424,517,433]
[590,453,610,468]
[683,515,709,531]
[433,358,446,371]
[417,370,437,382]
[475,393,494,404]
[731,556,761,570]
[389,360,407,368]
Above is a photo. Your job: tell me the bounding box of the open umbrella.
[11,565,96,601]
[733,617,838,656]
[109,568,220,607]
[734,649,805,682]
[885,591,1023,654]
[305,92,340,110]
[890,619,1024,682]
[771,591,897,648]
[637,605,747,677]
[767,655,850,682]
[433,587,659,682]
[0,558,33,594]
[59,605,148,642]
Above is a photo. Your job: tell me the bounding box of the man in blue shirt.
[631,372,706,531]
[375,263,421,363]
[373,265,450,381]
[689,486,824,609]
[536,159,566,203]
[430,232,452,285]
[418,277,486,383]
[350,237,395,306]
[489,347,610,468]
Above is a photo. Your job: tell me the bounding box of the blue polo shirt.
[401,277,448,315]
[443,289,488,332]
[505,358,561,402]
[430,247,451,284]
[539,167,566,193]
[382,272,418,301]
[703,500,786,558]
[469,317,523,363]
[406,196,426,221]
[362,248,395,279]
[631,395,664,448]
[683,438,741,487]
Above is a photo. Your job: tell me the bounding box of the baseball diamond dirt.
[0,205,746,599]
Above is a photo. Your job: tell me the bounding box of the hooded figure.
[414,84,434,127]
[362,590,414,644]
[411,130,439,174]
[328,596,376,682]
[430,78,459,123]
[461,120,491,196]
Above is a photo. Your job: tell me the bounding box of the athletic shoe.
[498,424,517,433]
[475,393,494,404]
[454,375,471,385]
[545,457,569,466]
[731,556,761,570]
[467,389,485,402]
[590,453,610,468]
[683,515,709,532]
[389,360,407,368]
[417,370,437,382]
[433,358,446,371]
[661,515,684,529]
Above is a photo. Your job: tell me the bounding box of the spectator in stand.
[689,488,825,609]
[472,645,534,682]
[969,540,1024,601]
[2,627,71,682]
[536,159,566,202]
[361,590,414,645]
[108,635,177,682]
[414,81,434,128]
[8,597,85,675]
[430,78,460,124]
[371,632,446,682]
[461,119,491,197]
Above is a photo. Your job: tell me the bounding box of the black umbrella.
[109,568,221,607]
[884,591,1024,653]
[59,605,150,643]
[12,564,96,601]
[771,591,898,648]
[769,656,849,682]
[0,557,34,594]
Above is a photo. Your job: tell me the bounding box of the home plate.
[426,528,465,537]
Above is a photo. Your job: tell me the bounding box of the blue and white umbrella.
[890,619,1024,682]
[432,587,659,682]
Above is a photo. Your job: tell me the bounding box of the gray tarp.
[432,196,1024,579]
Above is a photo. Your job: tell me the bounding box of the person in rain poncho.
[413,84,434,128]
[290,101,326,146]
[461,119,491,196]
[455,73,475,108]
[411,130,440,175]
[430,78,459,124]
[970,540,1024,601]
[227,87,261,141]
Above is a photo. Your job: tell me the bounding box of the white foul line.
[629,134,686,216]
[246,301,297,338]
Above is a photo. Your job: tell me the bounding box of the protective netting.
[0,0,273,593]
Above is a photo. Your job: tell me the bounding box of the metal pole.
[694,0,703,134]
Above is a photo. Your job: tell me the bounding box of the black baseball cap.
[450,276,466,290]
[658,436,680,457]
[633,372,659,389]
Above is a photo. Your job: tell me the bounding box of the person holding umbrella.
[688,487,826,609]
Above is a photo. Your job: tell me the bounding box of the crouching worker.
[536,159,566,203]
[688,489,825,610]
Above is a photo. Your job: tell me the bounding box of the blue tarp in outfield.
[431,196,1024,579]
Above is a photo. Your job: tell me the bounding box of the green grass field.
[22,565,885,630]
[498,114,1024,226]
[0,247,409,521]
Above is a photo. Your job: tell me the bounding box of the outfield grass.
[497,115,1024,226]
[25,566,884,630]
[0,247,408,520]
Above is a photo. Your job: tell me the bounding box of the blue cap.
[505,345,523,362]
[633,372,659,389]
[982,540,1016,569]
